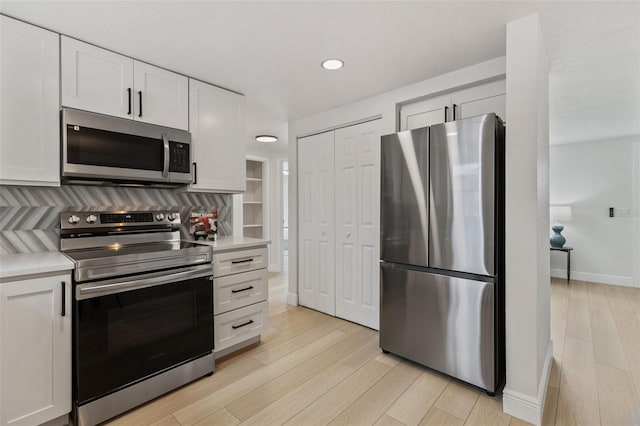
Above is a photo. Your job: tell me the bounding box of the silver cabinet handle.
[162,133,169,178]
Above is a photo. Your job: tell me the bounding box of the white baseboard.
[503,340,553,426]
[286,292,298,306]
[551,269,636,287]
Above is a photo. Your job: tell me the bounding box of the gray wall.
[0,185,232,255]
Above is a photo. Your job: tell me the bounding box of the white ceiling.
[1,1,638,148]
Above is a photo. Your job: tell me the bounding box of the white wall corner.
[286,291,298,306]
[504,340,553,426]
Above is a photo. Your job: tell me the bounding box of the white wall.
[502,13,552,426]
[287,56,507,305]
[550,136,640,287]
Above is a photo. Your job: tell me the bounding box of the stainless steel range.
[60,210,214,426]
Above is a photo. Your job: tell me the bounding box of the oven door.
[74,264,213,405]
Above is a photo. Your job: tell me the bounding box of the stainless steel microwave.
[61,108,192,186]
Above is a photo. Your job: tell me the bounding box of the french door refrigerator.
[379,113,505,394]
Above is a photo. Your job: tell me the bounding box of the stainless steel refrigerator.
[380,113,505,394]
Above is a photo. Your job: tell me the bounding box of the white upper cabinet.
[399,79,506,131]
[0,16,60,186]
[399,94,451,131]
[451,80,506,122]
[61,36,134,119]
[133,61,188,130]
[61,37,188,130]
[186,79,246,193]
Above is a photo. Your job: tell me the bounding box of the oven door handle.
[76,264,213,300]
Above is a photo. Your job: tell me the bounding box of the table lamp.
[550,205,572,248]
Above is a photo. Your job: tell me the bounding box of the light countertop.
[194,235,270,253]
[0,252,75,281]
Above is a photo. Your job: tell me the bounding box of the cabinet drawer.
[214,301,268,351]
[214,269,268,315]
[213,247,268,277]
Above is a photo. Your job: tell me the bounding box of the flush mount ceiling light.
[255,135,278,143]
[321,58,344,70]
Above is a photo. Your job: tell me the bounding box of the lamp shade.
[550,205,572,222]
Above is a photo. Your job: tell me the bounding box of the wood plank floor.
[106,271,640,426]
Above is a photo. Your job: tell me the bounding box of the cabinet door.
[0,16,60,186]
[187,79,246,192]
[134,61,189,130]
[335,120,381,330]
[298,131,335,315]
[451,79,506,122]
[399,94,450,131]
[61,36,134,119]
[456,94,506,122]
[0,273,71,426]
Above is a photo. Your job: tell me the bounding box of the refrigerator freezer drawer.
[380,265,495,391]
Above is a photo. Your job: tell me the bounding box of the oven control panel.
[60,211,181,229]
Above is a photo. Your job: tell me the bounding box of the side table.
[550,246,573,283]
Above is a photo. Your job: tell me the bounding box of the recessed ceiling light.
[321,58,344,70]
[255,135,278,143]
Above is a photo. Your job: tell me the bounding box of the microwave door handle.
[162,133,170,178]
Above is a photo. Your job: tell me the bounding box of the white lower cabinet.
[213,247,268,278]
[213,245,269,355]
[214,301,269,351]
[214,268,268,315]
[0,272,72,426]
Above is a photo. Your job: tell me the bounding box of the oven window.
[107,292,195,355]
[75,276,213,404]
[66,125,164,171]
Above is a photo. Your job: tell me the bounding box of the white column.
[503,13,552,426]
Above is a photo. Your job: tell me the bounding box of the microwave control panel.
[169,142,190,173]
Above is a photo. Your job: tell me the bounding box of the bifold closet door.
[297,131,335,315]
[335,119,381,329]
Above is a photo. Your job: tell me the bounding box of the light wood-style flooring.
[106,272,640,426]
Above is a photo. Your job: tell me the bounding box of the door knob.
[346,232,351,238]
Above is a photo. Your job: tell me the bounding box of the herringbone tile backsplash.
[0,185,232,255]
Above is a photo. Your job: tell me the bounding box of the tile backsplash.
[0,185,232,255]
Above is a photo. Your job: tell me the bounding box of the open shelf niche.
[243,158,267,239]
